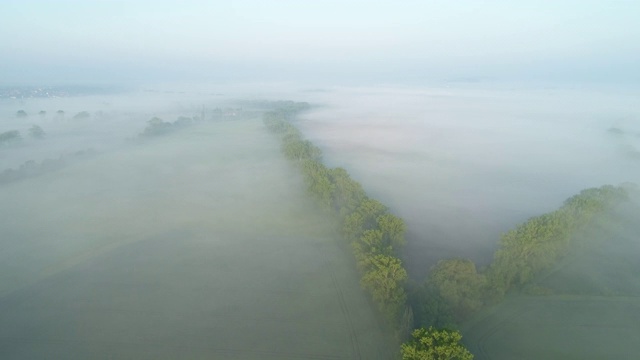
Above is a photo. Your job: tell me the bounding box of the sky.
[1,0,639,85]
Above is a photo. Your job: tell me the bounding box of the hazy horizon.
[2,1,639,86]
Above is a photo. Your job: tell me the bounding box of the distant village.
[0,86,114,99]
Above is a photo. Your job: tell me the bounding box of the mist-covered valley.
[1,83,638,359]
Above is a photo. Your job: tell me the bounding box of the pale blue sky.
[1,0,639,85]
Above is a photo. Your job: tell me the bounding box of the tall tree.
[361,254,408,321]
[401,327,473,360]
[427,259,486,320]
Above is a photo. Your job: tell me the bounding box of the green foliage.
[283,138,322,162]
[361,254,408,321]
[342,198,387,242]
[401,327,473,360]
[377,213,407,249]
[426,259,486,321]
[329,167,366,217]
[563,185,628,220]
[408,283,457,330]
[352,229,392,269]
[16,110,28,118]
[263,112,290,133]
[488,185,629,293]
[301,160,334,207]
[264,101,411,331]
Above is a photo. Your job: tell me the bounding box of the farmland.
[0,119,394,359]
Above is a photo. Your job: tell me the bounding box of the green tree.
[16,110,27,118]
[329,167,366,217]
[401,327,473,360]
[361,254,408,321]
[29,125,45,139]
[343,210,366,242]
[487,185,629,293]
[301,160,334,207]
[427,259,486,320]
[377,213,407,249]
[352,229,392,270]
[343,198,387,241]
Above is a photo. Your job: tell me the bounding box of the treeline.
[488,185,628,293]
[0,126,46,147]
[264,103,412,335]
[411,184,630,329]
[263,101,630,359]
[139,116,195,137]
[0,149,97,185]
[15,109,97,121]
[264,103,475,358]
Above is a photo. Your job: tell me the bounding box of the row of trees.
[264,107,410,326]
[264,102,473,359]
[16,110,81,119]
[409,184,631,330]
[139,116,194,137]
[0,149,97,185]
[0,126,46,146]
[487,185,629,293]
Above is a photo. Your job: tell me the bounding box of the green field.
[0,119,394,359]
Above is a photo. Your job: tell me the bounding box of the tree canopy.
[29,125,45,139]
[401,327,473,360]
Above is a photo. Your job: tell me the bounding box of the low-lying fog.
[295,84,640,277]
[0,88,394,359]
[0,83,638,357]
[2,83,638,279]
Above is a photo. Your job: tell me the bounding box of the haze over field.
[1,1,639,359]
[295,85,640,277]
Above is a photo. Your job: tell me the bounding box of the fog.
[0,91,394,359]
[294,84,640,277]
[1,80,639,358]
[2,1,640,358]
